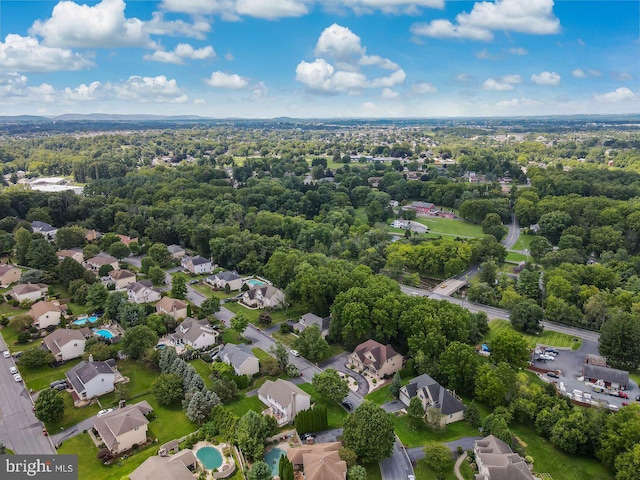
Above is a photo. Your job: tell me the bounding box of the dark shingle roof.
[583,363,629,386]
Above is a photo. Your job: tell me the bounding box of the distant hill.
[52,113,209,121]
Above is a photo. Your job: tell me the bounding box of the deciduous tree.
[343,401,395,463]
[34,389,64,423]
[152,373,184,406]
[312,369,349,404]
[121,325,158,360]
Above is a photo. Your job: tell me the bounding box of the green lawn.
[297,383,348,429]
[251,347,272,363]
[0,325,43,352]
[414,217,484,238]
[225,393,266,418]
[364,463,383,480]
[365,384,395,406]
[222,329,245,344]
[0,303,28,317]
[21,358,83,392]
[136,393,196,443]
[511,234,535,253]
[505,252,528,263]
[459,459,475,480]
[511,423,613,480]
[630,371,640,386]
[224,301,260,323]
[354,207,368,226]
[189,358,214,390]
[46,391,101,432]
[413,457,457,480]
[392,414,480,448]
[271,331,297,347]
[487,320,583,350]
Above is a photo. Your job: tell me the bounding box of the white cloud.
[251,81,269,100]
[411,0,560,41]
[572,68,601,78]
[587,69,601,77]
[0,34,93,72]
[496,97,541,108]
[225,52,235,61]
[297,24,405,94]
[160,0,312,20]
[194,98,206,105]
[594,87,635,103]
[143,12,211,40]
[475,49,492,59]
[63,81,105,101]
[482,74,521,90]
[572,69,586,78]
[611,72,633,81]
[30,0,155,49]
[204,71,250,89]
[531,71,561,85]
[510,47,528,55]
[113,75,188,102]
[333,0,444,15]
[455,73,472,82]
[381,88,399,99]
[145,44,216,64]
[411,82,438,94]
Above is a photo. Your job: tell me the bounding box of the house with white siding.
[43,328,86,362]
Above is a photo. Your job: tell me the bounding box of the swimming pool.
[94,329,114,339]
[72,316,98,326]
[196,446,223,470]
[264,447,286,476]
[246,279,264,287]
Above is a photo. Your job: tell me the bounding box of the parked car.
[290,350,300,357]
[636,394,640,401]
[622,402,629,406]
[13,373,22,382]
[9,366,18,374]
[50,380,67,389]
[539,354,555,361]
[544,348,559,356]
[619,391,629,399]
[97,409,113,417]
[341,400,353,411]
[2,350,10,358]
[547,372,559,378]
[52,383,67,391]
[189,280,199,285]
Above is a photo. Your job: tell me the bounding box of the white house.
[31,221,58,239]
[108,269,137,290]
[66,358,117,400]
[293,313,331,338]
[93,401,153,454]
[219,343,259,376]
[241,285,285,309]
[127,280,162,304]
[156,296,188,320]
[85,253,120,273]
[10,283,48,303]
[206,270,243,291]
[43,328,86,362]
[57,248,84,263]
[170,317,218,350]
[257,379,311,425]
[399,374,465,425]
[30,301,66,329]
[181,255,213,275]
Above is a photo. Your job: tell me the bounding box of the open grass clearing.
[222,329,245,344]
[0,325,42,352]
[414,217,484,238]
[46,391,101,432]
[505,251,528,263]
[189,358,214,390]
[225,392,266,418]
[511,423,613,480]
[21,357,82,392]
[364,463,383,480]
[511,234,536,252]
[392,414,479,448]
[487,320,582,350]
[413,457,457,480]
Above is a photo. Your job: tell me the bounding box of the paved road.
[51,409,110,447]
[502,214,520,249]
[380,437,414,480]
[0,336,56,454]
[121,256,142,269]
[407,220,429,233]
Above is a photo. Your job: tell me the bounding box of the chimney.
[291,392,296,420]
[88,354,94,363]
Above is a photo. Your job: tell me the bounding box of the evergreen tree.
[389,371,402,398]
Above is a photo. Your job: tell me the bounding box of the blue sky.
[0,0,638,117]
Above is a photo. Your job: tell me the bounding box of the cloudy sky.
[0,0,638,117]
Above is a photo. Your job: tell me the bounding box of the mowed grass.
[414,217,484,238]
[511,423,613,480]
[297,383,348,429]
[189,358,214,390]
[20,358,83,392]
[364,463,383,480]
[392,414,479,448]
[505,251,528,263]
[413,457,457,480]
[487,320,583,350]
[511,234,536,252]
[46,391,101,432]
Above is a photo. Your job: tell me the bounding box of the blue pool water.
[264,447,286,476]
[72,316,98,326]
[94,329,114,339]
[196,447,223,470]
[247,279,264,287]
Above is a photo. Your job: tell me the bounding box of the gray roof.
[474,436,534,480]
[94,401,152,451]
[32,221,56,232]
[402,374,465,416]
[258,379,310,409]
[167,244,185,254]
[66,360,115,393]
[190,256,210,265]
[43,329,85,356]
[211,270,240,282]
[129,280,158,294]
[583,363,629,386]
[220,343,257,369]
[171,317,216,344]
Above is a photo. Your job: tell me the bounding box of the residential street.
[0,336,56,454]
[380,437,414,480]
[502,214,520,249]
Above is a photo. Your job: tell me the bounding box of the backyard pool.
[73,316,98,326]
[246,279,264,287]
[196,446,223,470]
[94,329,114,339]
[264,447,286,476]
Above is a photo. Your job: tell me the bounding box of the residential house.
[0,265,21,287]
[108,269,137,290]
[241,285,285,309]
[257,379,311,425]
[66,358,117,400]
[582,363,629,390]
[156,296,188,320]
[93,401,153,454]
[169,317,218,350]
[116,234,138,246]
[206,270,243,291]
[31,221,58,239]
[85,253,120,273]
[399,374,465,425]
[293,313,331,338]
[181,255,213,275]
[30,301,66,329]
[219,343,259,376]
[390,219,410,229]
[348,339,403,379]
[129,449,197,480]
[474,435,535,480]
[128,281,162,304]
[287,442,347,480]
[167,244,186,259]
[85,229,101,242]
[43,328,86,362]
[57,248,84,264]
[10,283,48,303]
[406,201,438,215]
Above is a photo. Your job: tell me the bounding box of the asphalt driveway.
[319,353,369,396]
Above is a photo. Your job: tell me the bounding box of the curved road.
[502,214,520,250]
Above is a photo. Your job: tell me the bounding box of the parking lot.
[533,339,638,409]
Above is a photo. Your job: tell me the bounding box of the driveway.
[381,399,405,413]
[380,437,414,480]
[0,336,56,454]
[313,428,343,443]
[319,353,369,396]
[51,410,111,447]
[407,436,482,463]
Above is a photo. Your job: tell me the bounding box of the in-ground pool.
[246,279,264,287]
[264,447,286,476]
[94,329,114,339]
[196,446,223,470]
[72,316,98,326]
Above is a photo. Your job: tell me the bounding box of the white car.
[13,373,22,382]
[9,366,18,374]
[290,350,300,357]
[97,408,113,417]
[2,350,10,358]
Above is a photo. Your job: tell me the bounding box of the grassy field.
[486,320,583,350]
[391,414,479,448]
[511,234,536,252]
[222,329,245,344]
[414,217,484,238]
[413,457,457,480]
[225,393,266,418]
[364,463,383,480]
[189,358,214,390]
[365,384,395,405]
[511,423,614,480]
[505,251,528,263]
[47,391,101,432]
[21,358,82,392]
[251,347,272,363]
[297,383,348,429]
[354,207,368,226]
